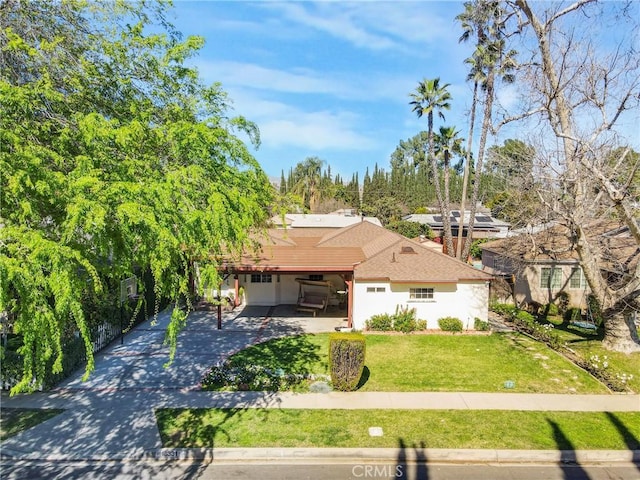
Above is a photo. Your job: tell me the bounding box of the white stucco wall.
[352,281,489,330]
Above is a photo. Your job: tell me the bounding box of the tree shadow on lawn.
[229,334,325,376]
[0,408,64,441]
[156,392,286,448]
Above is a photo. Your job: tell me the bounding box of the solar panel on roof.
[433,215,443,222]
[452,211,460,217]
[475,216,493,222]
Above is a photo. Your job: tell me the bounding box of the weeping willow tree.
[0,0,273,393]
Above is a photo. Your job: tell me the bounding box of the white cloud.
[262,2,460,52]
[196,60,349,96]
[221,88,377,151]
[260,112,376,151]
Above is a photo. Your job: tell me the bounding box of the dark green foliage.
[564,307,582,324]
[469,239,489,259]
[556,291,570,316]
[385,220,434,239]
[329,333,366,392]
[587,294,603,326]
[438,316,463,332]
[474,317,490,331]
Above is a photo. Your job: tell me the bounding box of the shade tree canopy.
[0,0,273,393]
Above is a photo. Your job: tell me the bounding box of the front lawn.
[204,332,609,394]
[543,316,640,393]
[156,408,640,450]
[0,408,64,441]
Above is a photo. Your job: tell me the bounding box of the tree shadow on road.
[396,438,429,480]
[548,419,590,480]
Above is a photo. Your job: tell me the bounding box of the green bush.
[564,307,582,324]
[474,317,490,331]
[556,291,570,316]
[365,307,424,333]
[393,306,418,333]
[365,313,393,331]
[438,317,463,332]
[543,303,559,316]
[587,294,603,326]
[490,303,518,318]
[515,310,536,327]
[329,333,366,392]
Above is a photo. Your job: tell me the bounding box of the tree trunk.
[602,307,640,354]
[456,81,477,260]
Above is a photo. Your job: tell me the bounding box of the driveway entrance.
[55,304,345,393]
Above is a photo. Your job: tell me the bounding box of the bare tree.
[502,0,640,352]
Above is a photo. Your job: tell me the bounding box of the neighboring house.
[404,210,511,240]
[270,212,382,229]
[480,220,639,310]
[218,221,491,330]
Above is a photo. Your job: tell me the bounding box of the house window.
[366,287,386,293]
[250,274,272,283]
[569,267,586,289]
[309,274,324,281]
[540,267,562,289]
[409,288,434,300]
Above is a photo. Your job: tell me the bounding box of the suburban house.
[404,210,511,241]
[270,212,382,229]
[217,221,492,330]
[480,220,639,311]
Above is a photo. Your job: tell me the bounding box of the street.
[1,460,639,480]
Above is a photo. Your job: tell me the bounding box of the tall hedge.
[329,333,366,392]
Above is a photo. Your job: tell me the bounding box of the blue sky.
[168,1,638,181]
[168,0,481,180]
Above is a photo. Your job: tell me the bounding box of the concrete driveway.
[56,304,346,392]
[1,305,345,460]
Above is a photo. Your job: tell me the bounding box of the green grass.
[0,408,64,441]
[543,316,640,393]
[156,408,640,450]
[227,332,609,393]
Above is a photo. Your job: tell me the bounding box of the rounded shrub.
[365,313,393,331]
[438,316,463,332]
[329,332,366,392]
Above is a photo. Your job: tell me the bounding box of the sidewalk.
[1,306,638,463]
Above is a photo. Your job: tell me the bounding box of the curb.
[151,448,640,464]
[4,448,638,465]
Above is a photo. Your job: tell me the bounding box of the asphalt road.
[1,460,639,480]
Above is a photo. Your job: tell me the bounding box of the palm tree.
[456,0,516,260]
[435,126,465,245]
[409,78,455,256]
[291,156,324,212]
